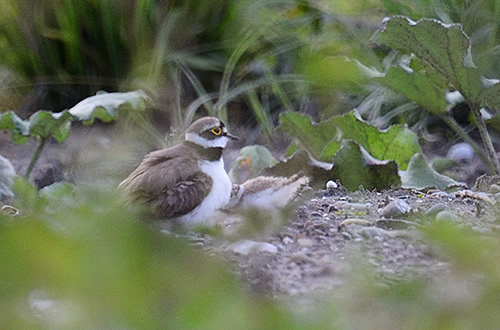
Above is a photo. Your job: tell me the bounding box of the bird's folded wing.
[119,154,212,218]
[150,171,212,218]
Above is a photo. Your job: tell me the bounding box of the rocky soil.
[203,183,499,299]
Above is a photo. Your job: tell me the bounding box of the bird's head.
[185,117,238,148]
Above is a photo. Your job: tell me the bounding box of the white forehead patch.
[185,132,229,148]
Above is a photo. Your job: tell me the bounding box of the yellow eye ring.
[211,127,222,136]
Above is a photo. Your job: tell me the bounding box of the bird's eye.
[211,127,222,135]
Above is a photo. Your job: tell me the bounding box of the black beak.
[225,132,239,140]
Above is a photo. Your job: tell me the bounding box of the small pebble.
[340,203,369,212]
[326,180,338,189]
[226,240,278,255]
[424,203,447,217]
[447,142,474,162]
[297,238,315,247]
[430,191,451,198]
[375,219,417,230]
[381,199,411,218]
[358,227,389,239]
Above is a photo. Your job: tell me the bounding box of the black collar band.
[185,141,223,161]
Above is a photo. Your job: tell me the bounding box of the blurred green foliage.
[2,0,500,128]
[5,177,500,328]
[1,178,299,329]
[0,0,384,129]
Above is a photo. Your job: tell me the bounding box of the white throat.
[185,132,228,148]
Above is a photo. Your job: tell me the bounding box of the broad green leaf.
[11,176,44,213]
[0,110,72,143]
[399,153,461,190]
[330,140,401,191]
[329,111,420,170]
[28,110,73,141]
[279,111,420,170]
[297,54,369,90]
[0,112,30,144]
[376,62,449,115]
[0,112,29,134]
[39,182,75,199]
[479,83,500,110]
[69,90,151,124]
[279,112,342,161]
[373,17,483,103]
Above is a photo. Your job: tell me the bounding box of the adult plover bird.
[118,117,238,226]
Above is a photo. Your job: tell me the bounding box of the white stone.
[326,180,338,189]
[226,240,278,256]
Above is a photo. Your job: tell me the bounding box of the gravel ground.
[203,184,499,299]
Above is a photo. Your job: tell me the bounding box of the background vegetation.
[3,0,500,328]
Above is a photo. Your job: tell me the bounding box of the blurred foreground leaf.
[1,182,297,329]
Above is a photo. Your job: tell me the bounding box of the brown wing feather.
[118,143,212,218]
[149,172,212,218]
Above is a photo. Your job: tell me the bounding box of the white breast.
[177,158,232,226]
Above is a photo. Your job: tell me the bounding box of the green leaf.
[328,111,420,170]
[0,110,72,143]
[376,61,449,115]
[11,176,45,212]
[69,90,151,124]
[279,112,342,161]
[373,17,483,103]
[39,182,74,199]
[479,82,500,110]
[28,110,73,141]
[330,140,401,191]
[297,54,370,90]
[0,112,30,144]
[279,111,420,170]
[399,153,461,190]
